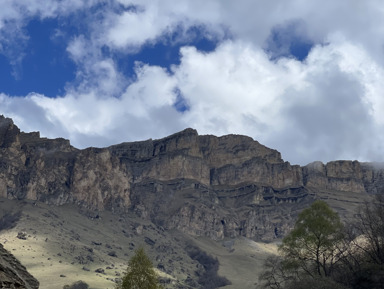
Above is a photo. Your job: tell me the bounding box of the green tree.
[260,200,346,289]
[279,200,344,278]
[116,247,164,289]
[260,197,384,289]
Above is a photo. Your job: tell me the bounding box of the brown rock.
[1,115,384,242]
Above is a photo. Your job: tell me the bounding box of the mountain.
[1,114,384,288]
[1,115,383,241]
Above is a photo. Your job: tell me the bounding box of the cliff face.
[1,115,383,241]
[0,243,39,289]
[0,116,131,211]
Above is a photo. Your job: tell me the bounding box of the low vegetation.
[63,280,89,289]
[259,197,384,289]
[0,211,21,232]
[185,244,231,289]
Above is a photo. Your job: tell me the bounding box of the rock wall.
[0,116,131,212]
[0,243,39,289]
[1,115,384,241]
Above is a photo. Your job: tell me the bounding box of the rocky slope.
[0,243,39,289]
[1,115,383,242]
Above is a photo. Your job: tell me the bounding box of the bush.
[63,280,89,289]
[186,244,231,289]
[0,211,21,232]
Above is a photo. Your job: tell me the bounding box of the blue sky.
[1,0,384,165]
[1,17,218,97]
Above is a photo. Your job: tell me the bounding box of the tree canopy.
[260,197,384,289]
[116,247,163,289]
[279,200,344,278]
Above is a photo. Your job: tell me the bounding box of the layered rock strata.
[0,115,383,241]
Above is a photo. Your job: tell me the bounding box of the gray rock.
[0,115,383,243]
[0,243,39,289]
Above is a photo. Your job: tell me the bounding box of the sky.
[0,0,384,165]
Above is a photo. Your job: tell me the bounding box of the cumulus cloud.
[170,39,384,164]
[174,42,292,134]
[271,44,380,163]
[0,0,384,165]
[0,64,182,148]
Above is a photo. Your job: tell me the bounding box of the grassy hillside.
[0,198,276,289]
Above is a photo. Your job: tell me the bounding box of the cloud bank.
[0,0,384,165]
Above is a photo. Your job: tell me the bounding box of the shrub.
[0,211,21,232]
[63,280,89,289]
[186,244,231,289]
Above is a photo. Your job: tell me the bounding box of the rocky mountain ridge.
[1,115,383,242]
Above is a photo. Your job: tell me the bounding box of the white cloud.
[0,64,181,148]
[66,35,89,63]
[122,64,177,113]
[170,39,384,164]
[326,36,384,126]
[174,42,293,134]
[98,0,226,51]
[0,0,384,165]
[105,6,168,48]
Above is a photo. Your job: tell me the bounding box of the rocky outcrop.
[0,116,131,212]
[303,161,366,193]
[0,115,384,241]
[0,243,39,289]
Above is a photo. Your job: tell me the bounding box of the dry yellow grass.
[0,198,277,289]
